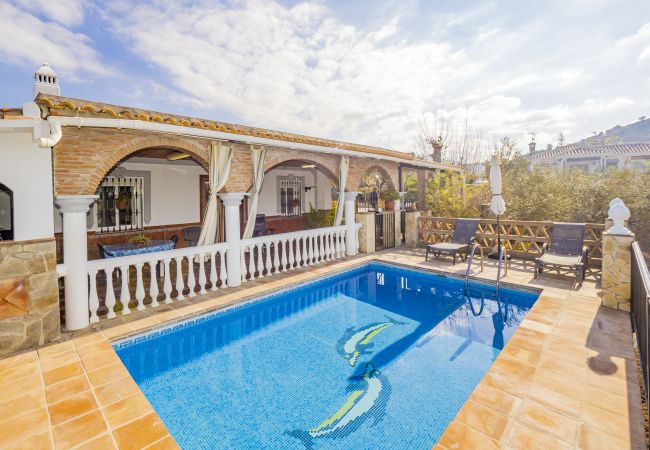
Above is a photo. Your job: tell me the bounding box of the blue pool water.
[115,262,538,450]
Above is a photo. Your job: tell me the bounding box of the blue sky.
[1,0,649,153]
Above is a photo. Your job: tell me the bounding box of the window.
[0,183,13,241]
[95,177,144,232]
[605,159,618,170]
[279,176,304,216]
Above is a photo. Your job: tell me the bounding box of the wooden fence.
[417,217,604,268]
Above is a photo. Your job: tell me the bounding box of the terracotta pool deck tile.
[455,399,509,440]
[499,344,542,367]
[101,324,136,340]
[0,360,41,386]
[87,361,131,388]
[580,402,645,443]
[538,355,588,382]
[75,340,113,358]
[45,374,91,404]
[93,376,140,407]
[502,421,573,450]
[482,370,531,398]
[72,332,107,350]
[0,389,47,424]
[40,350,81,372]
[469,383,522,416]
[103,392,155,429]
[52,410,109,450]
[577,423,635,450]
[142,435,180,449]
[73,433,118,450]
[491,356,537,382]
[38,341,77,358]
[0,349,38,370]
[44,361,85,386]
[438,420,502,450]
[527,383,583,419]
[583,384,641,418]
[3,432,53,450]
[516,399,579,443]
[48,390,99,426]
[81,349,121,372]
[531,367,586,401]
[112,413,170,450]
[0,406,50,447]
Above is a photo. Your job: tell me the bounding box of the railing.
[86,242,228,322]
[240,225,348,281]
[418,217,604,268]
[631,242,650,407]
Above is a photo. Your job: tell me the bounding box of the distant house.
[527,141,650,172]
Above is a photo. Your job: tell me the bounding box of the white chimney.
[33,63,60,97]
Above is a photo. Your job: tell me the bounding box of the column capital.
[56,195,98,213]
[219,192,247,206]
[344,192,360,201]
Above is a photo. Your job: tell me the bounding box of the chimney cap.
[35,63,58,78]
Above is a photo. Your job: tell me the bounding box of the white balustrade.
[86,243,228,322]
[239,225,348,281]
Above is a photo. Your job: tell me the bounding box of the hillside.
[577,117,650,146]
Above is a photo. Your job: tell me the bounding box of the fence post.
[56,195,98,330]
[220,193,246,287]
[344,192,359,256]
[405,211,421,248]
[602,200,634,311]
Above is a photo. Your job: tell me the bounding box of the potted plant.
[115,192,130,211]
[380,190,400,210]
[127,233,151,247]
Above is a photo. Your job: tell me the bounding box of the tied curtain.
[242,146,267,239]
[333,156,349,226]
[197,142,233,246]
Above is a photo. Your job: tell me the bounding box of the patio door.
[199,175,248,240]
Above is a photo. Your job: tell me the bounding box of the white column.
[56,195,98,331]
[344,192,359,256]
[220,193,246,287]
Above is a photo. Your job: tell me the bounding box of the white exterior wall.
[256,167,333,216]
[53,159,207,232]
[0,129,54,240]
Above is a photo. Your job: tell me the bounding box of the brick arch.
[346,160,398,192]
[224,146,341,193]
[53,127,211,196]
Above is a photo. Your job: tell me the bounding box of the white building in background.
[527,141,650,172]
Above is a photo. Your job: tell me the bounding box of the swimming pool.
[115,262,538,449]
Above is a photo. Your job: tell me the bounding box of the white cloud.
[0,2,108,78]
[14,0,85,26]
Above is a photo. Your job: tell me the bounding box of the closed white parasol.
[489,155,506,216]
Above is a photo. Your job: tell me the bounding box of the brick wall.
[53,127,400,196]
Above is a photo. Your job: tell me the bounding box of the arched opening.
[0,183,14,241]
[357,165,396,212]
[252,159,338,233]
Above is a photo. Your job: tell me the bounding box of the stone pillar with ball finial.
[602,199,634,310]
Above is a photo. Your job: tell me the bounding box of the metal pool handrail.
[464,243,484,289]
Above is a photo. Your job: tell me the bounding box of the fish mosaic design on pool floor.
[336,316,406,367]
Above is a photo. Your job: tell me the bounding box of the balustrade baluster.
[281,240,288,271]
[256,244,264,277]
[135,263,145,311]
[219,250,228,288]
[187,255,196,297]
[163,258,172,303]
[295,237,302,268]
[148,261,160,307]
[104,268,116,319]
[314,235,320,263]
[318,235,325,262]
[240,247,248,282]
[210,252,218,291]
[273,240,280,274]
[308,235,314,264]
[288,238,295,270]
[119,265,131,314]
[198,253,207,295]
[302,237,309,266]
[248,245,256,280]
[88,270,99,323]
[324,233,331,260]
[264,242,272,275]
[175,257,185,300]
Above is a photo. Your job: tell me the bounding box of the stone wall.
[601,232,634,311]
[0,239,60,356]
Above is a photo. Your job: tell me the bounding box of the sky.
[1,0,649,154]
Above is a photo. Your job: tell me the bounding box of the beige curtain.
[242,146,267,238]
[333,156,349,226]
[197,142,233,246]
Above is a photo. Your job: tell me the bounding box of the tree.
[415,107,490,166]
